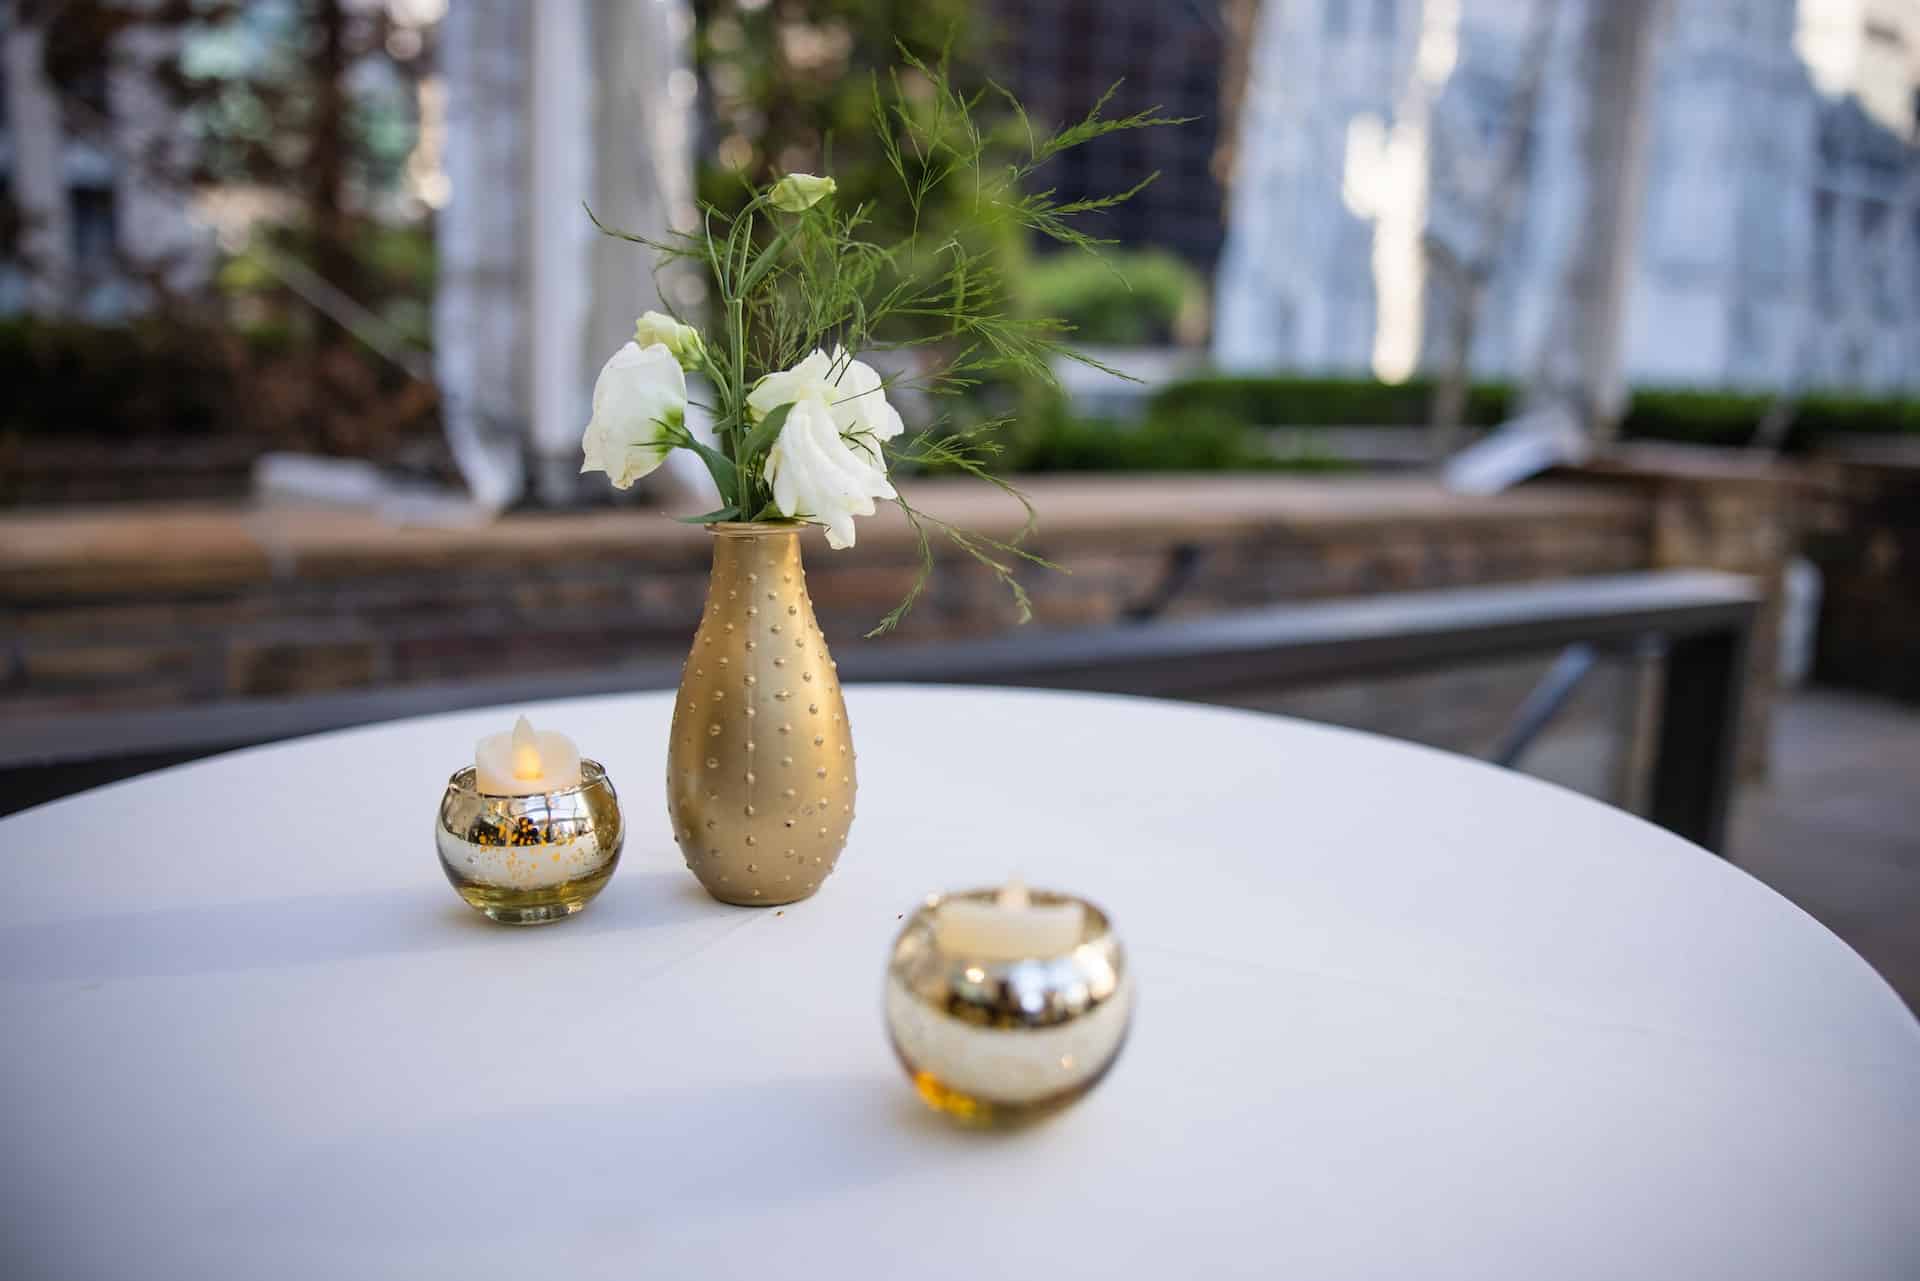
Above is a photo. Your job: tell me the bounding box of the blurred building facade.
[1,0,434,322]
[0,3,204,317]
[988,0,1227,267]
[1217,0,1920,395]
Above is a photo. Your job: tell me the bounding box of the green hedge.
[1003,414,1301,473]
[0,318,445,459]
[0,319,249,439]
[1151,375,1508,430]
[947,398,1346,475]
[1148,375,1920,448]
[1016,249,1205,347]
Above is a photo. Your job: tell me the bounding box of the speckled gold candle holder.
[435,762,624,924]
[884,890,1133,1125]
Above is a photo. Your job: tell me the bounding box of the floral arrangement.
[579,56,1182,631]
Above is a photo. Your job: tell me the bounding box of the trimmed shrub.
[1017,249,1206,347]
[978,399,1345,474]
[0,318,441,457]
[0,319,246,439]
[1147,373,1920,448]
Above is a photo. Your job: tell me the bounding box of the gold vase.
[667,522,856,906]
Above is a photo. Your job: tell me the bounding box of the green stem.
[729,294,746,461]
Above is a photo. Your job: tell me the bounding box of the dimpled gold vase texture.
[667,523,856,906]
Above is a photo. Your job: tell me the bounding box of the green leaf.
[680,436,738,506]
[738,223,801,298]
[675,505,737,524]
[734,401,793,473]
[749,500,787,521]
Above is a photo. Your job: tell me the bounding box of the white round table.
[2,687,1915,1280]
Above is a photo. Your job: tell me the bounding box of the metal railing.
[1,570,1760,851]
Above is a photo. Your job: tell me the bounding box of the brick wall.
[1573,445,1803,778]
[2,477,1654,723]
[0,439,262,507]
[1803,446,1920,704]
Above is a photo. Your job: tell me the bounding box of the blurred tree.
[30,0,227,310]
[688,0,1035,427]
[1423,0,1560,459]
[1016,248,1206,347]
[689,0,985,234]
[1522,0,1668,445]
[4,1,80,313]
[5,0,444,457]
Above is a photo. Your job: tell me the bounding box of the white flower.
[747,346,904,458]
[763,394,896,549]
[769,173,836,212]
[579,341,687,489]
[747,348,834,423]
[821,348,905,454]
[633,310,706,371]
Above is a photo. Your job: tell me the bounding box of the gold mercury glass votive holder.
[884,890,1133,1125]
[435,762,624,924]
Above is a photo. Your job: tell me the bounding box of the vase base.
[701,883,823,908]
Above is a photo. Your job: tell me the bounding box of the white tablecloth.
[2,686,1915,1279]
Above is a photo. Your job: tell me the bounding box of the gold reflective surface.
[884,891,1133,1124]
[434,760,624,924]
[667,524,856,906]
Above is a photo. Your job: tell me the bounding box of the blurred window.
[1813,189,1837,312]
[69,185,117,268]
[1861,199,1894,318]
[1911,210,1920,310]
[989,0,1225,267]
[1326,0,1349,39]
[1739,186,1787,289]
[0,176,14,259]
[69,65,110,119]
[1372,0,1396,39]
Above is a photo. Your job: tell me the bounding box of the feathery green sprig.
[592,53,1187,630]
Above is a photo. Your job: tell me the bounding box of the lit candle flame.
[510,715,543,779]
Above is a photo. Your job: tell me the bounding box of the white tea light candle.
[933,876,1085,961]
[474,715,582,795]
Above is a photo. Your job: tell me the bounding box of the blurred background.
[1,1,1915,1003]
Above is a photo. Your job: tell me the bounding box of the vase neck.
[707,524,804,587]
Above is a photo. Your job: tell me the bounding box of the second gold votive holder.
[884,890,1133,1125]
[435,761,624,924]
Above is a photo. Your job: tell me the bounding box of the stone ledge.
[1572,442,1816,494]
[0,474,1647,600]
[0,472,1685,768]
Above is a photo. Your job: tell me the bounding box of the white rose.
[579,341,687,489]
[769,173,836,212]
[633,310,706,371]
[763,394,896,549]
[747,346,903,459]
